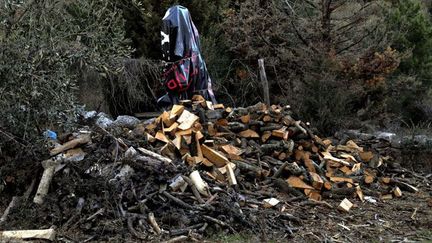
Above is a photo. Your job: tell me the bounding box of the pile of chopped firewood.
[1,96,425,242]
[138,95,418,211]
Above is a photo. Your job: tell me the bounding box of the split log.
[287,176,314,190]
[50,134,91,156]
[201,144,229,167]
[170,105,185,119]
[309,172,323,190]
[1,229,56,241]
[135,155,169,168]
[338,198,353,213]
[226,163,237,186]
[238,129,260,138]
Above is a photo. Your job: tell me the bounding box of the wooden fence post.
[258,58,270,106]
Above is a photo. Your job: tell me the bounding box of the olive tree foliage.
[0,0,131,144]
[223,0,399,134]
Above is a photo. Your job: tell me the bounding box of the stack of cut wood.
[2,97,426,242]
[140,96,417,210]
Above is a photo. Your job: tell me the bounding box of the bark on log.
[232,160,263,177]
[260,140,294,154]
[272,178,305,197]
[322,187,356,199]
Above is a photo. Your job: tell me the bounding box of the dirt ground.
[0,155,430,242]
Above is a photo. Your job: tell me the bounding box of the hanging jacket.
[158,5,217,107]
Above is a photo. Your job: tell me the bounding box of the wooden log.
[227,122,248,132]
[322,187,356,199]
[190,171,209,196]
[148,213,162,235]
[238,129,260,138]
[220,144,243,157]
[232,160,262,177]
[201,144,229,167]
[0,197,18,225]
[273,162,289,178]
[330,177,354,184]
[262,115,272,122]
[285,162,303,176]
[258,58,270,106]
[177,111,199,130]
[261,140,294,154]
[213,104,225,109]
[286,176,314,190]
[33,158,61,205]
[164,122,179,134]
[50,134,91,156]
[240,114,251,124]
[356,186,365,202]
[304,189,322,201]
[309,172,323,190]
[226,163,237,186]
[1,229,56,241]
[155,131,170,143]
[260,124,283,132]
[364,175,375,184]
[181,176,205,204]
[146,133,156,143]
[272,178,305,197]
[170,105,185,119]
[389,179,419,193]
[137,147,172,164]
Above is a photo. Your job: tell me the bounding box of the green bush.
[386,0,432,123]
[0,0,131,143]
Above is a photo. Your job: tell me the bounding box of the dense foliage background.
[1,0,432,146]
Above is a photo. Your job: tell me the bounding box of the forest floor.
[1,143,430,242]
[1,173,431,242]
